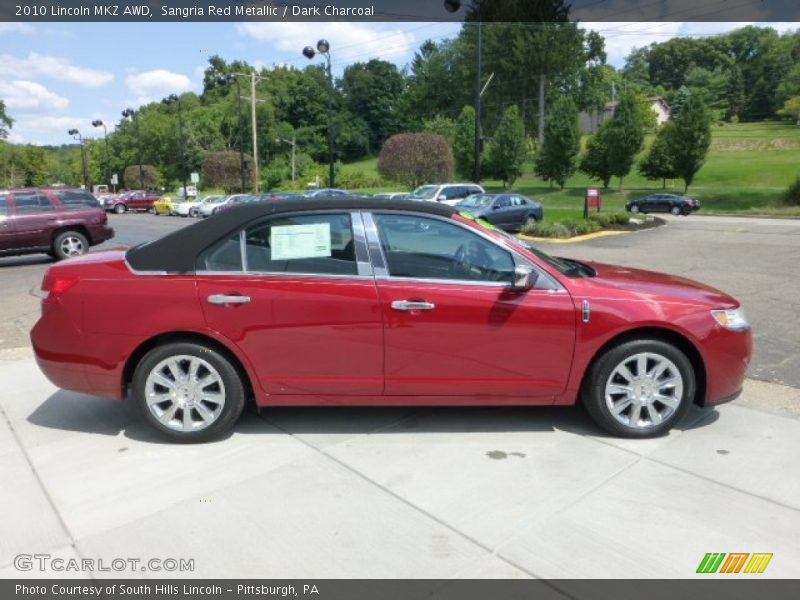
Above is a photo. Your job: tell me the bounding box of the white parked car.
[409,183,485,206]
[175,194,222,217]
[197,194,250,217]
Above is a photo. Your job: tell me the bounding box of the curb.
[519,230,632,244]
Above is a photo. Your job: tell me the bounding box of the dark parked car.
[455,193,543,230]
[104,190,161,214]
[626,194,700,216]
[0,188,114,259]
[32,197,750,442]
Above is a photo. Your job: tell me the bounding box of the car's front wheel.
[132,342,246,443]
[581,339,695,438]
[670,206,682,216]
[524,213,538,226]
[629,204,640,213]
[114,203,126,214]
[189,207,199,218]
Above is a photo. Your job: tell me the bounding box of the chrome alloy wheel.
[604,352,684,429]
[59,235,85,257]
[144,355,226,432]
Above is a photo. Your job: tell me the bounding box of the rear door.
[9,190,57,249]
[196,211,384,398]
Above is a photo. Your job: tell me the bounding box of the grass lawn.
[341,121,800,220]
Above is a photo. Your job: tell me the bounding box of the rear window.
[0,194,7,216]
[55,189,101,210]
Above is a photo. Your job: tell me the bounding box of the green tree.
[602,92,648,190]
[579,126,613,188]
[123,165,161,189]
[202,151,254,193]
[0,100,12,139]
[422,115,457,146]
[779,96,800,125]
[638,124,677,188]
[485,105,527,187]
[453,106,476,180]
[534,96,579,189]
[665,94,712,192]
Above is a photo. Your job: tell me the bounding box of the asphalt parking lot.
[1,211,799,579]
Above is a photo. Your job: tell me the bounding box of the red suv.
[0,188,114,260]
[103,190,161,214]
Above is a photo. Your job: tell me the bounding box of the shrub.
[780,176,800,206]
[123,164,160,189]
[589,212,630,227]
[336,169,384,189]
[202,151,255,193]
[378,133,454,189]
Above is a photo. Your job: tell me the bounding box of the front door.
[0,192,15,251]
[369,212,576,401]
[196,211,384,398]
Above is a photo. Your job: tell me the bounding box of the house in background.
[578,96,671,134]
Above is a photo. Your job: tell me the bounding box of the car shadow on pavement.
[0,255,54,268]
[27,390,721,445]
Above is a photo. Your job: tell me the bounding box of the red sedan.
[30,198,752,442]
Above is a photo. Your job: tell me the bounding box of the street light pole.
[91,119,109,188]
[68,128,89,189]
[303,39,336,187]
[121,108,145,188]
[162,94,188,200]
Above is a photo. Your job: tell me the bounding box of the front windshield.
[203,195,225,204]
[410,185,439,200]
[459,194,493,208]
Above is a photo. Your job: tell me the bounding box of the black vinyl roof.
[126,195,455,273]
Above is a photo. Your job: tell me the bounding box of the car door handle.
[207,294,251,305]
[391,300,435,311]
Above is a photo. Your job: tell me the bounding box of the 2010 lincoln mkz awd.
[30,197,752,442]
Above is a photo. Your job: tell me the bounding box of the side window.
[442,187,461,200]
[245,213,357,276]
[511,196,524,206]
[13,192,54,214]
[197,232,243,272]
[55,190,100,210]
[374,214,515,284]
[468,186,483,196]
[0,194,7,216]
[495,196,511,208]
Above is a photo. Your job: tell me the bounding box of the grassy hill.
[341,121,800,219]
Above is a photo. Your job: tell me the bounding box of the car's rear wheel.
[53,230,88,259]
[189,207,199,217]
[114,203,126,214]
[132,342,245,443]
[581,339,695,438]
[670,206,682,216]
[630,204,640,213]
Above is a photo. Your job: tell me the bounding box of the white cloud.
[0,23,34,35]
[125,69,193,105]
[237,22,416,65]
[0,52,113,87]
[0,80,69,112]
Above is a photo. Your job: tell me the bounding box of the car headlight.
[711,308,749,331]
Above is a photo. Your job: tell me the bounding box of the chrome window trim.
[195,270,376,282]
[364,210,565,291]
[350,211,374,278]
[239,229,248,272]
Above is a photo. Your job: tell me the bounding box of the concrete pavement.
[1,356,799,579]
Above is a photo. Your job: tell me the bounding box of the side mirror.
[437,194,447,202]
[511,265,536,290]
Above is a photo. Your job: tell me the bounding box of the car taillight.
[37,273,79,301]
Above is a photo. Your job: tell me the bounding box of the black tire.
[524,213,538,226]
[670,206,681,216]
[114,203,126,214]
[132,342,246,443]
[581,338,695,438]
[630,204,640,214]
[52,230,89,260]
[189,207,199,218]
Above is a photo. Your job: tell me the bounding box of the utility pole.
[276,137,297,186]
[250,72,259,192]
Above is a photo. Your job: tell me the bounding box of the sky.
[0,20,796,146]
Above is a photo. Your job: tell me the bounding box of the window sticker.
[271,223,331,260]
